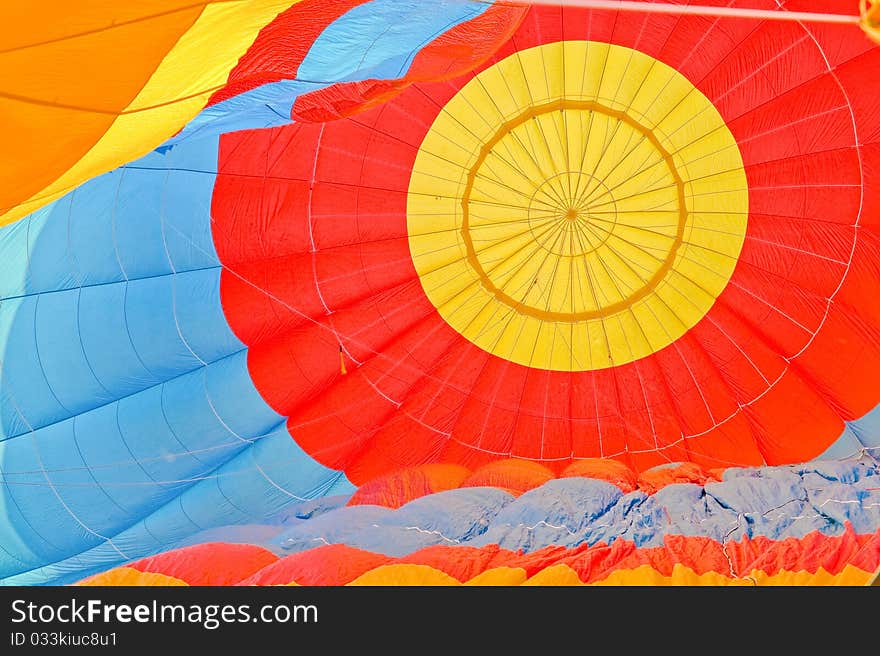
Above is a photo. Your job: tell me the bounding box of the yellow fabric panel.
[407,41,748,371]
[464,567,528,585]
[347,564,462,586]
[748,565,875,586]
[0,0,293,226]
[76,566,188,587]
[76,562,876,586]
[591,563,875,586]
[522,564,584,586]
[592,564,741,585]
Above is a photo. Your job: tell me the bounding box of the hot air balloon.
[1,0,879,587]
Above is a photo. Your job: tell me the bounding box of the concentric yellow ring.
[461,99,687,322]
[407,41,749,371]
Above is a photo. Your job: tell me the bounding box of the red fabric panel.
[132,543,278,586]
[848,531,880,573]
[207,0,369,107]
[213,4,880,483]
[237,544,391,586]
[660,534,731,575]
[397,545,505,582]
[495,544,585,577]
[290,3,527,122]
[406,4,527,80]
[563,540,636,583]
[741,369,845,464]
[727,524,872,576]
[861,144,880,232]
[291,80,406,123]
[683,414,764,471]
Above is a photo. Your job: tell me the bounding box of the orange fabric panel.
[347,464,471,508]
[464,567,528,585]
[460,459,555,495]
[636,463,716,495]
[559,458,639,493]
[0,1,205,215]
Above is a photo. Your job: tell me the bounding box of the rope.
[862,0,880,43]
[503,0,862,25]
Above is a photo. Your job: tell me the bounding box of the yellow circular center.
[461,100,687,322]
[407,41,749,371]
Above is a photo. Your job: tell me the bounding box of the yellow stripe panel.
[76,566,188,586]
[593,563,877,586]
[347,564,462,586]
[522,564,584,586]
[345,562,877,586]
[1,0,294,227]
[76,562,878,585]
[464,567,528,585]
[594,564,751,586]
[748,565,877,586]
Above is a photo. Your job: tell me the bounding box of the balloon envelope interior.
[0,0,879,586]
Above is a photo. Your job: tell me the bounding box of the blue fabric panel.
[469,479,622,551]
[845,402,880,451]
[0,352,354,584]
[22,189,115,295]
[819,402,880,460]
[123,144,221,273]
[820,429,867,460]
[119,458,878,565]
[166,80,322,147]
[272,505,394,554]
[167,0,488,147]
[0,296,68,437]
[5,458,878,584]
[0,135,353,584]
[0,213,38,299]
[805,481,879,534]
[648,484,713,538]
[347,487,515,556]
[298,0,487,83]
[1,271,241,441]
[795,459,875,484]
